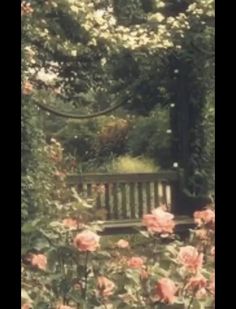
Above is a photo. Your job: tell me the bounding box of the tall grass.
[110,155,158,173]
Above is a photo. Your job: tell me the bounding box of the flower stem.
[187,295,194,309]
[101,300,108,309]
[83,251,89,301]
[75,253,81,309]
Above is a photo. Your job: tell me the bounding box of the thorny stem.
[75,253,81,309]
[187,295,194,309]
[101,300,108,309]
[39,229,57,247]
[59,251,66,304]
[83,251,89,300]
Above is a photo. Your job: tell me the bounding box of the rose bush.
[22,196,215,309]
[21,140,214,309]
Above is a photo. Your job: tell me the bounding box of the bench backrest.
[67,171,181,220]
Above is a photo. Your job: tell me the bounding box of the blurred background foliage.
[22,0,215,221]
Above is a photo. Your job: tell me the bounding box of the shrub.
[202,93,215,194]
[127,107,172,169]
[96,117,131,158]
[48,120,99,163]
[110,155,158,173]
[45,116,133,171]
[21,94,53,222]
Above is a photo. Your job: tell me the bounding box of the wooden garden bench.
[67,171,208,234]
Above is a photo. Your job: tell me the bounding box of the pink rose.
[21,1,34,16]
[209,273,215,296]
[194,209,215,226]
[154,278,177,304]
[195,228,208,240]
[21,304,31,309]
[31,254,47,270]
[22,81,33,95]
[116,239,129,249]
[178,246,203,272]
[142,208,175,235]
[140,269,149,280]
[210,246,215,256]
[62,218,78,230]
[196,288,208,299]
[73,230,100,252]
[185,274,207,292]
[97,276,116,297]
[127,257,144,269]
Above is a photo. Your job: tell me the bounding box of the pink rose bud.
[127,257,144,269]
[30,254,47,270]
[21,304,31,309]
[116,239,129,249]
[97,276,116,297]
[185,274,207,291]
[62,218,78,230]
[73,230,100,252]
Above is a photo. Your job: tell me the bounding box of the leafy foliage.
[22,0,214,192]
[127,107,172,168]
[22,2,215,306]
[110,155,158,173]
[22,191,215,309]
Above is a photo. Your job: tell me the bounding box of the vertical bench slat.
[78,183,83,195]
[162,181,168,206]
[96,183,102,209]
[166,184,172,211]
[154,182,159,208]
[104,183,111,219]
[121,183,127,219]
[138,182,143,217]
[170,181,179,214]
[87,184,92,197]
[158,182,164,205]
[150,182,155,210]
[146,182,151,213]
[113,183,118,219]
[130,183,135,218]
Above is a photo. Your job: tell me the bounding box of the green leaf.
[140,230,150,238]
[170,305,185,309]
[34,301,49,309]
[67,290,82,303]
[33,238,50,251]
[192,300,205,309]
[21,289,32,302]
[125,269,140,285]
[71,187,93,208]
[21,219,41,233]
[49,221,62,228]
[165,244,178,257]
[96,251,111,259]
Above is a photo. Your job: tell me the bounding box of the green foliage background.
[22,0,215,222]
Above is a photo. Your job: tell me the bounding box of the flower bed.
[22,140,214,309]
[22,206,214,309]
